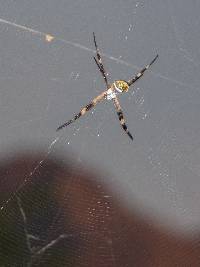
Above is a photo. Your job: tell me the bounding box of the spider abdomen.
[113,80,129,93]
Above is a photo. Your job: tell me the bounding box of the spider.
[57,33,158,140]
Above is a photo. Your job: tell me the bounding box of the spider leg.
[112,96,133,140]
[93,32,109,89]
[57,91,106,131]
[127,54,158,86]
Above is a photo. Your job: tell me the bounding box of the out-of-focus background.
[0,0,200,266]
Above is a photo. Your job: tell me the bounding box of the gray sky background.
[0,0,200,234]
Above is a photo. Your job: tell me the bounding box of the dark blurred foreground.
[0,151,200,266]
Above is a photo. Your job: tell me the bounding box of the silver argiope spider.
[57,33,158,140]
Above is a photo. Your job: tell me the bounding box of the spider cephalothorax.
[57,33,158,140]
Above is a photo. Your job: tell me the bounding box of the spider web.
[0,15,182,212]
[1,1,200,265]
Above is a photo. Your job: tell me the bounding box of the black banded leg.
[93,56,108,88]
[113,97,133,140]
[93,32,109,88]
[127,54,158,86]
[57,91,106,131]
[57,103,94,131]
[117,110,133,140]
